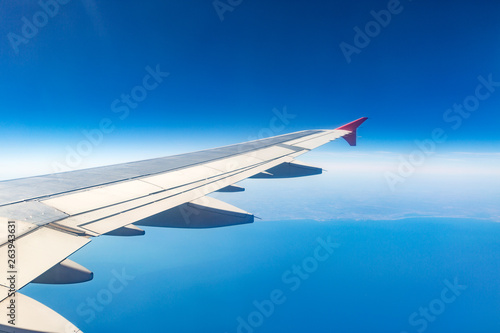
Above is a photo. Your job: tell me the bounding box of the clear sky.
[1,1,500,332]
[1,0,499,155]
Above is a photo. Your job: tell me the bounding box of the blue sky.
[1,0,499,150]
[1,1,500,332]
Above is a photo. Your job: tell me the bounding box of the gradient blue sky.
[1,0,499,153]
[2,1,500,332]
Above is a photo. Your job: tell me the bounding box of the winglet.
[335,117,368,146]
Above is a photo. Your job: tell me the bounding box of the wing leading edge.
[0,117,367,332]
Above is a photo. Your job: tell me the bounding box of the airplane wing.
[0,117,367,332]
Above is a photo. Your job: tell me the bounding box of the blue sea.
[23,218,500,333]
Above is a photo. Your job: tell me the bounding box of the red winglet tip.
[335,117,368,131]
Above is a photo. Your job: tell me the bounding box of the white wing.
[0,117,367,332]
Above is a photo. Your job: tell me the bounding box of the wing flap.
[241,145,300,162]
[0,225,90,290]
[56,155,291,235]
[141,164,221,189]
[42,180,163,216]
[0,286,82,333]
